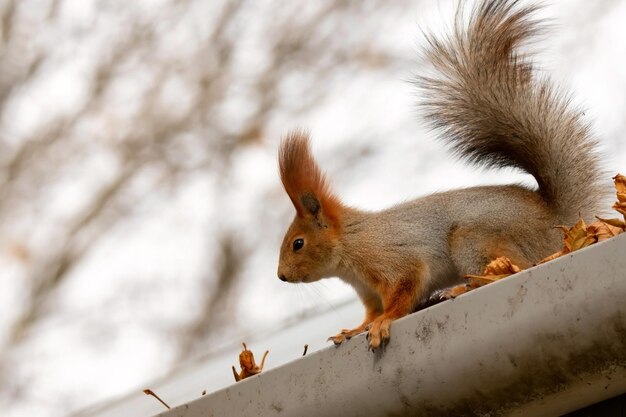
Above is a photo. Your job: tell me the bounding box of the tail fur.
[419,0,604,220]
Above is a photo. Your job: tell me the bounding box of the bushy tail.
[418,0,604,220]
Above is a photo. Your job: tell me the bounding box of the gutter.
[156,233,626,417]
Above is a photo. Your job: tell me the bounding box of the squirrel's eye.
[293,238,304,251]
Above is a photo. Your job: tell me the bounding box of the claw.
[327,334,345,345]
[436,284,472,300]
[331,325,369,345]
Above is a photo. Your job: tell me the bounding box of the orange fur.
[279,131,341,223]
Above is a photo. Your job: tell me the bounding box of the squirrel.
[277,0,604,351]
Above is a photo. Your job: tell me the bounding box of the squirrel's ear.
[279,130,341,224]
[300,192,321,216]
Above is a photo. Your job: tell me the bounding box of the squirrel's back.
[418,0,605,223]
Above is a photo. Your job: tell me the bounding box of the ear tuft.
[279,130,341,223]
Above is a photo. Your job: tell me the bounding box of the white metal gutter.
[156,234,626,417]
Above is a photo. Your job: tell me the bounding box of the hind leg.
[448,226,532,275]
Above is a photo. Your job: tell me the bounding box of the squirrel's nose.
[278,273,287,282]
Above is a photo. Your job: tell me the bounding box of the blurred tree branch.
[0,0,412,410]
[176,233,244,359]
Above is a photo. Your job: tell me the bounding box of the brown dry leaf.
[483,256,522,275]
[463,256,522,288]
[614,173,626,196]
[463,275,500,286]
[588,218,624,242]
[562,218,596,252]
[614,202,626,220]
[440,257,522,300]
[232,342,269,382]
[538,218,596,264]
[596,216,626,229]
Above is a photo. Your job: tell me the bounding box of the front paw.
[327,327,367,345]
[367,317,392,351]
[327,333,347,345]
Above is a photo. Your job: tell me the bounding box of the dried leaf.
[588,219,624,242]
[595,216,626,229]
[538,217,597,264]
[461,256,522,291]
[232,342,269,382]
[562,218,595,252]
[613,174,626,220]
[483,256,522,276]
[613,201,626,219]
[614,174,626,197]
[463,274,504,286]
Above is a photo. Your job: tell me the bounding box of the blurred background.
[0,0,625,416]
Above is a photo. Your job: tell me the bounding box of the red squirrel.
[277,0,604,351]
